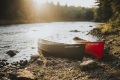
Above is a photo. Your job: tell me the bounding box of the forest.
[95,0,120,27]
[0,0,120,27]
[0,0,94,24]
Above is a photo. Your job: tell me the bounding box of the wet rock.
[37,59,44,66]
[2,59,7,62]
[0,60,9,66]
[80,59,97,70]
[73,37,85,41]
[89,25,93,27]
[19,60,28,66]
[17,69,35,80]
[73,37,81,40]
[11,62,19,66]
[30,54,40,61]
[6,62,9,65]
[20,60,24,63]
[70,30,80,32]
[0,61,6,66]
[6,50,19,57]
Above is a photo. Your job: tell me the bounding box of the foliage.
[95,0,120,35]
[0,0,94,24]
[95,0,120,27]
[97,23,112,34]
[95,0,113,22]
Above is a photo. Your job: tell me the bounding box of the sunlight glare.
[33,0,44,5]
[27,27,55,39]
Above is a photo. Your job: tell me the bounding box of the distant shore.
[0,20,94,26]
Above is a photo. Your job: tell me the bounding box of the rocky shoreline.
[0,27,120,80]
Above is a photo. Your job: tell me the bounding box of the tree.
[95,0,113,22]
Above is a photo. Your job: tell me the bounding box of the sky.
[34,0,96,7]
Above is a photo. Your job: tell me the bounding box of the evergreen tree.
[95,0,113,22]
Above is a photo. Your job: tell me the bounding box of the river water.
[0,22,99,63]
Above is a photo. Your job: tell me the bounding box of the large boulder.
[17,69,35,80]
[6,50,19,57]
[80,59,98,70]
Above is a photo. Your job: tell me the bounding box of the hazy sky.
[35,0,96,7]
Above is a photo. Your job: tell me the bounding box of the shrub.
[97,23,112,34]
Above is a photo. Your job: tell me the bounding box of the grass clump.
[97,23,112,34]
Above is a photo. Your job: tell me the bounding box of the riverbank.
[0,26,120,80]
[26,26,120,80]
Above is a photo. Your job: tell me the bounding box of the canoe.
[74,39,105,59]
[38,39,86,60]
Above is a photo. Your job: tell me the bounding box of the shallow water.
[0,22,99,63]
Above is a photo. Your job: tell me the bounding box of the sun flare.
[33,0,44,5]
